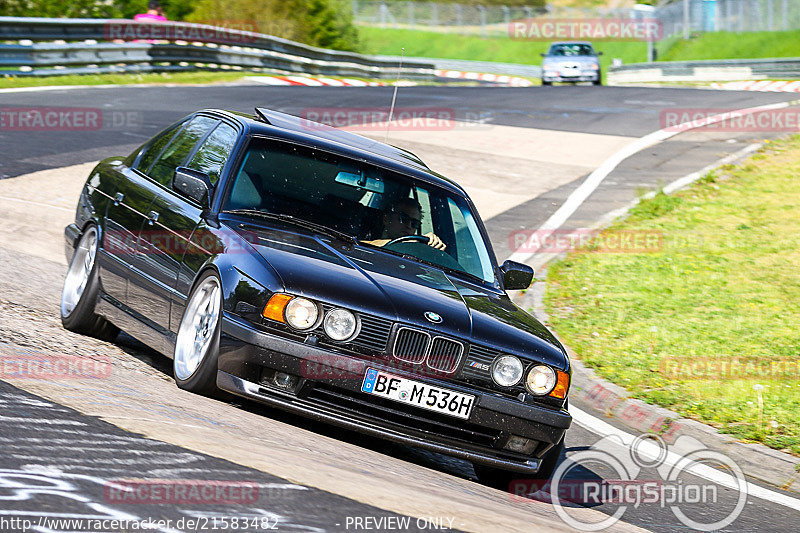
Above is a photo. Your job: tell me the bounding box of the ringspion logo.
[512,434,747,531]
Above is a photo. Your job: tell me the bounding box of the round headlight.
[323,308,358,341]
[526,365,557,395]
[284,297,319,330]
[492,355,523,387]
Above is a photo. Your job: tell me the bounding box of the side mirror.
[173,167,211,208]
[597,51,604,55]
[540,53,546,57]
[501,260,534,290]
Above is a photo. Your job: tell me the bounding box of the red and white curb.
[434,69,534,87]
[710,80,800,92]
[245,72,534,88]
[245,75,388,87]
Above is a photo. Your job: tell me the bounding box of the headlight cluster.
[284,297,319,330]
[490,355,564,397]
[263,294,359,341]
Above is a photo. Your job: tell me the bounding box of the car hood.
[238,224,568,369]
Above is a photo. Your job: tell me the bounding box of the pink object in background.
[134,13,167,22]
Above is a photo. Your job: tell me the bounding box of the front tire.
[173,271,222,395]
[60,225,119,341]
[474,438,565,492]
[541,79,552,86]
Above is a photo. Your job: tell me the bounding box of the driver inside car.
[364,198,446,251]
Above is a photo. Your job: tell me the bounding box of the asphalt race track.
[1,84,800,532]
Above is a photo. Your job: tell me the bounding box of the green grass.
[544,137,800,455]
[360,27,800,72]
[359,27,650,73]
[0,71,253,89]
[659,30,800,61]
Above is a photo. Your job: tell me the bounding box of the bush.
[188,0,360,51]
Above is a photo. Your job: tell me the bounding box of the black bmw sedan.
[60,107,572,487]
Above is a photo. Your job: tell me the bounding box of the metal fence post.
[768,0,774,30]
[456,4,463,33]
[432,3,438,28]
[408,1,414,29]
[683,0,690,38]
[479,6,487,38]
[740,0,745,31]
[782,0,788,30]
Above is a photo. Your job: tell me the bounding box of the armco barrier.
[0,17,435,79]
[377,55,542,78]
[608,57,800,84]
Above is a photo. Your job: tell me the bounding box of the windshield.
[547,43,595,57]
[223,138,497,284]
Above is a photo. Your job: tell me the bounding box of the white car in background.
[541,41,602,86]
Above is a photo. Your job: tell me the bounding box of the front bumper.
[542,73,599,82]
[218,314,572,474]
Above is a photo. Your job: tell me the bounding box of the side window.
[187,123,238,185]
[133,121,184,173]
[148,116,218,187]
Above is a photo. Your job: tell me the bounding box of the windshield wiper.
[361,242,494,286]
[222,209,357,243]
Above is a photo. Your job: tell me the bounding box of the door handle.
[113,192,124,206]
[147,210,159,225]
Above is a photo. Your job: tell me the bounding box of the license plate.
[361,368,475,420]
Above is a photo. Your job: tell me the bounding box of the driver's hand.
[425,232,446,250]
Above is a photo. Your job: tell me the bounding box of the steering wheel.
[386,235,429,247]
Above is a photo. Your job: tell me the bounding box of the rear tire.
[474,438,565,492]
[60,225,119,342]
[173,271,222,395]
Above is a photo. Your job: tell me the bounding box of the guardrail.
[377,56,541,78]
[608,58,800,84]
[0,17,436,79]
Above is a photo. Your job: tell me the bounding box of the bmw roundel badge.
[424,311,442,324]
